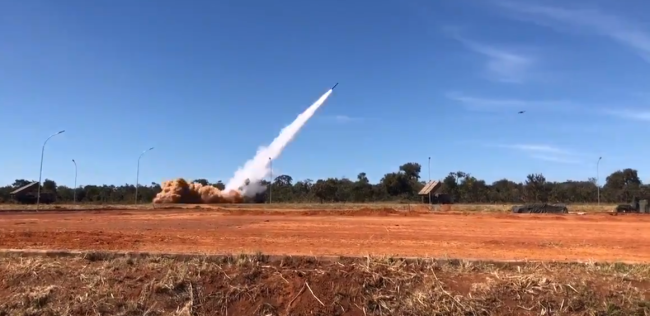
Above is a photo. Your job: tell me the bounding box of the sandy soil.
[1,208,649,262]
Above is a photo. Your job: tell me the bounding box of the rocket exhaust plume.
[225,86,336,195]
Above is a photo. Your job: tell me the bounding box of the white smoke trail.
[224,88,334,195]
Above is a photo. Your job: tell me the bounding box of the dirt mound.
[330,207,407,216]
[295,207,424,217]
[0,253,648,315]
[218,207,418,217]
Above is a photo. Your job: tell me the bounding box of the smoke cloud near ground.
[153,178,243,204]
[225,88,334,196]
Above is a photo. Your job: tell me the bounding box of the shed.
[418,180,451,204]
[10,181,39,197]
[9,181,54,204]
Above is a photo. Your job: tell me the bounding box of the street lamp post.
[37,130,65,209]
[597,156,602,205]
[135,147,154,204]
[72,159,77,203]
[428,157,431,205]
[269,157,273,204]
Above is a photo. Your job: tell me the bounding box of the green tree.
[42,179,58,193]
[193,179,209,186]
[213,181,225,190]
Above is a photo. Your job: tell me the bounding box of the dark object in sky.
[331,82,338,90]
[518,111,525,114]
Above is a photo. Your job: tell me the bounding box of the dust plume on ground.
[153,178,243,204]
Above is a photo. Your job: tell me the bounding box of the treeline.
[0,162,647,204]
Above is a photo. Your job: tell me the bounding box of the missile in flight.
[331,82,339,90]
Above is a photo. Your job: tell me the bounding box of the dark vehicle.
[615,197,649,213]
[512,203,568,214]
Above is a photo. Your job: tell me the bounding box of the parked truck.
[615,197,649,213]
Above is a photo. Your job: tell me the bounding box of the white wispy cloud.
[489,143,583,164]
[444,28,535,83]
[499,144,568,154]
[463,41,533,83]
[446,92,574,111]
[323,115,365,123]
[529,154,582,164]
[334,115,356,123]
[495,1,650,62]
[603,109,650,122]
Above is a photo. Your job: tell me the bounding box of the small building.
[418,180,451,204]
[10,181,54,204]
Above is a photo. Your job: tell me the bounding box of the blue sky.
[2,0,649,187]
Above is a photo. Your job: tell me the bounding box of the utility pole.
[37,130,65,210]
[72,159,77,203]
[269,157,273,204]
[597,156,602,205]
[135,147,154,204]
[428,156,431,205]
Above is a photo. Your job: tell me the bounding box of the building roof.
[418,180,442,195]
[10,181,39,195]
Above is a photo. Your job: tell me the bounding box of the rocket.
[331,82,339,90]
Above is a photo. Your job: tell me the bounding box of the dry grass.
[0,252,648,315]
[0,202,618,213]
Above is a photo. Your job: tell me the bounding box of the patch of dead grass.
[0,252,648,315]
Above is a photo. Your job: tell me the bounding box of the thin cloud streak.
[461,40,533,83]
[530,154,582,164]
[334,115,354,123]
[447,92,574,111]
[495,1,650,62]
[603,109,650,122]
[445,29,535,83]
[501,144,568,154]
[488,143,584,164]
[322,115,365,123]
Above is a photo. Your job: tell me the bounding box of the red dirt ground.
[1,208,650,262]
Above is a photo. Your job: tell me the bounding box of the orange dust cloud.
[153,178,243,204]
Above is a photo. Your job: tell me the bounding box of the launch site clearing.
[1,205,648,262]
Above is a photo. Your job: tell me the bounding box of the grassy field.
[0,252,648,315]
[0,202,618,213]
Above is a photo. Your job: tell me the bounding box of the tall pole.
[428,156,431,205]
[269,157,273,204]
[72,159,77,203]
[37,130,65,209]
[135,147,154,204]
[597,156,602,205]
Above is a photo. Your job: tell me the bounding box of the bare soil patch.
[0,202,618,214]
[1,208,650,262]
